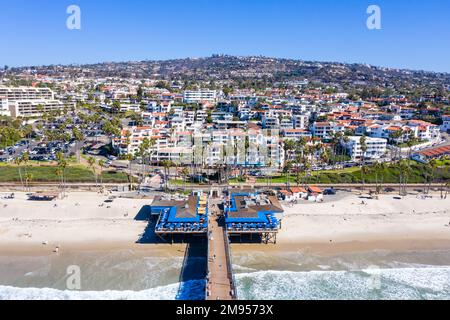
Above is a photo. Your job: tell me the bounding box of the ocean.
[1,248,450,300]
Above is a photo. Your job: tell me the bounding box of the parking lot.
[0,139,79,163]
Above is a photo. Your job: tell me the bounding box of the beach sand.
[0,190,449,256]
[234,191,450,255]
[0,191,186,256]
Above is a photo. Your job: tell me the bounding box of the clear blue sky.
[1,0,449,72]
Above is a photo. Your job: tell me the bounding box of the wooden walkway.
[206,203,236,300]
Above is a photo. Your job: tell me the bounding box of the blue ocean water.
[1,249,450,300]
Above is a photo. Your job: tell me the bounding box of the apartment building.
[341,136,387,161]
[406,120,441,142]
[283,129,312,140]
[311,122,339,139]
[113,125,283,167]
[441,115,450,133]
[0,86,69,117]
[8,99,68,117]
[183,90,218,103]
[366,120,440,143]
[0,98,9,116]
[293,115,309,129]
[262,116,279,129]
[0,86,54,100]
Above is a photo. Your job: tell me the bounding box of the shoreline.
[0,191,449,258]
[232,239,450,257]
[3,238,450,258]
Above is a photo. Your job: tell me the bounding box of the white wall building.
[0,86,69,117]
[341,136,387,161]
[441,115,450,133]
[0,98,10,116]
[8,99,68,118]
[293,115,309,129]
[183,90,218,103]
[0,86,54,100]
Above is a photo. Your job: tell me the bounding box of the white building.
[293,115,309,129]
[441,115,450,133]
[341,136,387,161]
[0,86,54,100]
[0,86,69,117]
[183,90,218,103]
[311,122,343,139]
[0,98,9,116]
[262,116,279,129]
[8,99,68,118]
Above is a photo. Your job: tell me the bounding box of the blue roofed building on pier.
[151,195,209,236]
[223,190,284,243]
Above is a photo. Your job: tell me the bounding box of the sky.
[1,0,449,72]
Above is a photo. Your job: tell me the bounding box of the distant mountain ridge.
[4,55,450,91]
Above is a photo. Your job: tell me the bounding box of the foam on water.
[2,266,450,300]
[235,266,450,300]
[0,280,205,300]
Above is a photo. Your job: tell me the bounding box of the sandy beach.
[0,192,187,256]
[1,190,450,300]
[0,190,449,256]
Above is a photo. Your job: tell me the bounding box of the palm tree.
[406,132,418,160]
[98,159,105,187]
[244,135,250,177]
[444,182,450,199]
[330,132,343,168]
[126,153,134,190]
[428,159,439,194]
[14,157,24,191]
[25,173,33,192]
[266,159,273,188]
[56,152,67,197]
[283,140,296,163]
[423,163,434,194]
[359,136,368,192]
[161,160,172,191]
[55,168,63,192]
[283,161,293,189]
[22,151,30,165]
[139,138,151,188]
[373,162,387,194]
[293,138,306,186]
[87,156,97,185]
[398,160,412,196]
[181,167,190,190]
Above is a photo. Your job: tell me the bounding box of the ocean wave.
[235,266,450,300]
[4,266,450,300]
[0,280,205,300]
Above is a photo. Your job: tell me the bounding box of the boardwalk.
[206,202,236,300]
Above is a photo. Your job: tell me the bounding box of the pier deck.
[206,203,237,300]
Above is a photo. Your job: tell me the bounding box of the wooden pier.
[206,201,237,300]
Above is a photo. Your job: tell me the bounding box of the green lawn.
[229,163,450,185]
[0,164,130,183]
[397,140,427,148]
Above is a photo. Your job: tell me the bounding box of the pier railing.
[223,228,238,300]
[205,229,210,300]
